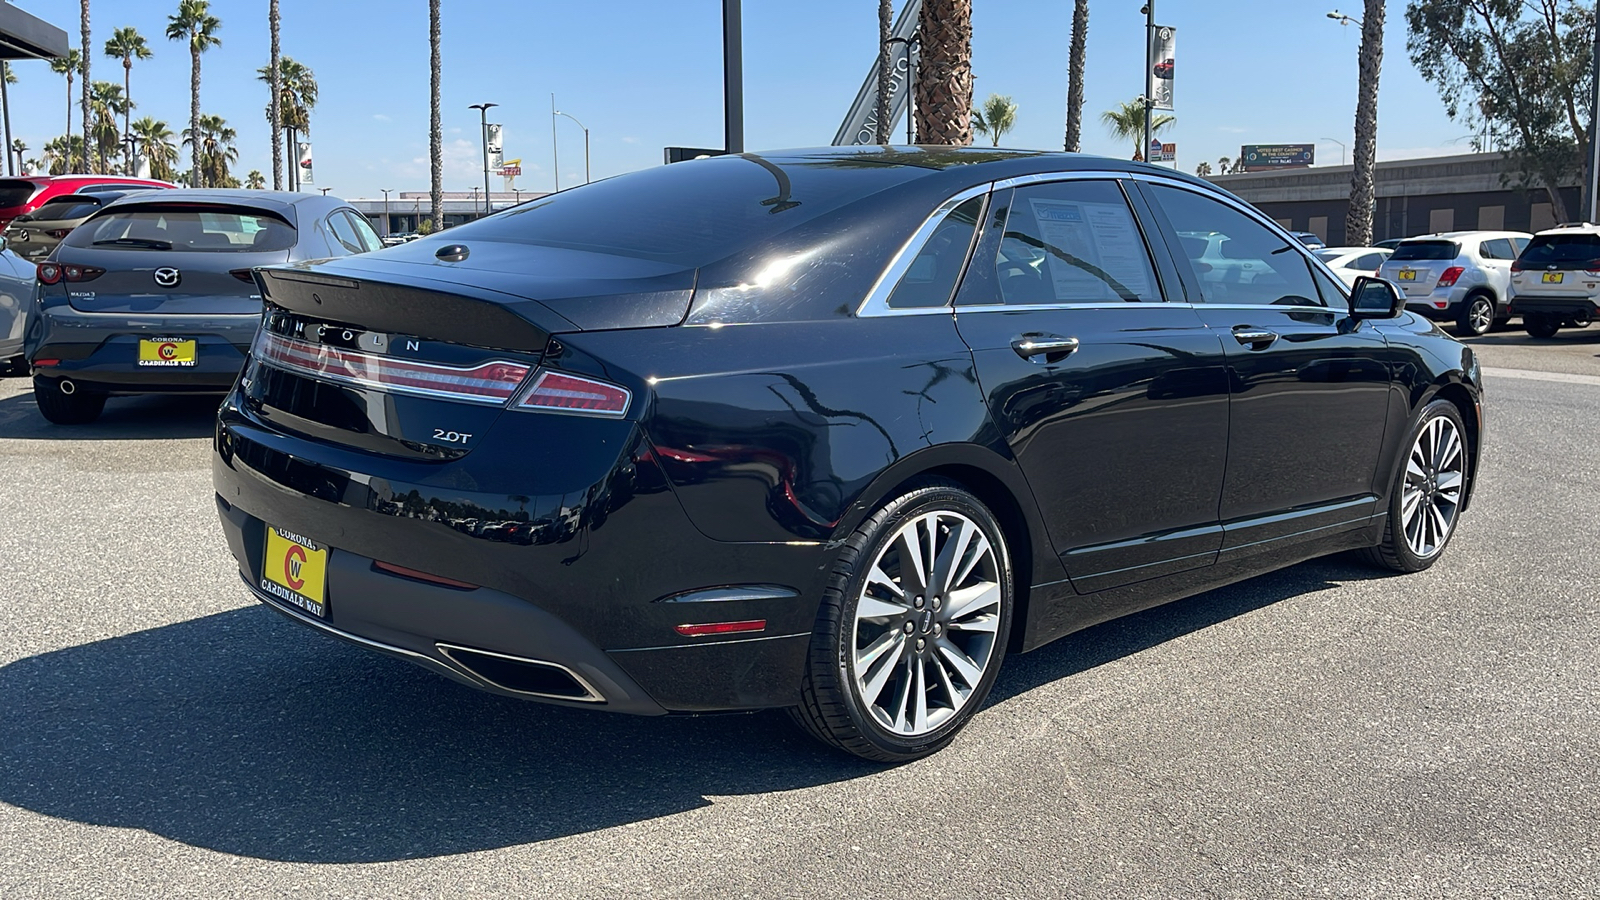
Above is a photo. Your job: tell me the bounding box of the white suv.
[1376,230,1531,336]
[1507,224,1600,338]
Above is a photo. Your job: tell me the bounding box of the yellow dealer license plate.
[137,337,197,367]
[1543,272,1565,284]
[261,526,328,617]
[1397,269,1417,281]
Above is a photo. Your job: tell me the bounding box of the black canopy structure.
[0,3,68,60]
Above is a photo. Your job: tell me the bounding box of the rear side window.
[0,179,39,208]
[1480,238,1515,260]
[1518,233,1600,266]
[327,211,365,254]
[31,197,101,220]
[1353,252,1384,271]
[888,196,983,309]
[1146,183,1321,307]
[1390,240,1458,261]
[992,180,1159,304]
[64,207,296,252]
[343,210,383,253]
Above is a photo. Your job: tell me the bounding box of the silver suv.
[1507,224,1600,338]
[1376,230,1531,336]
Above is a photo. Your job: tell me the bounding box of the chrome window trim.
[856,182,994,318]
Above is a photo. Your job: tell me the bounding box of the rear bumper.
[27,304,256,392]
[1507,295,1600,318]
[212,396,826,714]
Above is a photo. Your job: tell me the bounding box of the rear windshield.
[0,179,40,209]
[1518,233,1600,266]
[31,197,101,221]
[1390,240,1459,261]
[450,155,925,266]
[63,207,296,252]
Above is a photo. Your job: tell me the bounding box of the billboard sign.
[1146,139,1176,163]
[1240,143,1315,171]
[1148,25,1175,111]
[833,0,924,145]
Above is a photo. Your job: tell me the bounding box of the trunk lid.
[1510,232,1600,298]
[60,246,288,315]
[1380,240,1460,298]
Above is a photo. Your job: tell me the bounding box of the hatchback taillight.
[1510,260,1523,272]
[36,262,60,284]
[516,370,631,417]
[229,267,256,283]
[61,264,104,282]
[1437,266,1465,287]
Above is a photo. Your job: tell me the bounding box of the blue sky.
[5,0,1466,199]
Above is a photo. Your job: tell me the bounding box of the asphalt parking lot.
[1,327,1597,899]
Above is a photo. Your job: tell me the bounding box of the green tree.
[1216,155,1232,175]
[88,80,130,174]
[970,93,1018,147]
[130,116,178,181]
[50,50,81,163]
[1101,98,1174,159]
[1347,0,1386,246]
[256,56,317,160]
[44,135,86,174]
[183,112,236,187]
[166,0,222,187]
[246,168,265,189]
[1406,0,1592,222]
[915,0,973,145]
[1195,160,1213,177]
[1063,0,1088,151]
[104,26,153,176]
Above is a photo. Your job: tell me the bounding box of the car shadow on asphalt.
[0,388,220,440]
[0,555,1387,863]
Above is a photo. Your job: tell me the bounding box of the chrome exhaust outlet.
[58,379,75,395]
[435,643,606,703]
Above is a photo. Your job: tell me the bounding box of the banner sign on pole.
[296,142,313,184]
[487,123,503,170]
[1148,25,1175,111]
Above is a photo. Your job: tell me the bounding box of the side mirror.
[1349,275,1405,319]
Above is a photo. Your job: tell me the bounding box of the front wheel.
[1453,294,1495,337]
[1524,314,1560,339]
[1361,399,1469,573]
[791,480,1013,762]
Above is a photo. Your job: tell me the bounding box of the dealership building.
[346,190,550,235]
[1208,152,1582,246]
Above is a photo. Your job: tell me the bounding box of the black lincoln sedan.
[213,148,1482,761]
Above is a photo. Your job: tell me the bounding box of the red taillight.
[229,267,256,283]
[517,370,631,417]
[372,560,478,590]
[674,620,767,637]
[61,264,103,282]
[1584,259,1600,276]
[254,330,531,404]
[33,358,60,367]
[44,228,71,239]
[1510,260,1522,272]
[36,262,61,284]
[1437,266,1464,287]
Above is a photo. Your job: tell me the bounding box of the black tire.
[790,479,1013,762]
[1452,293,1495,337]
[1360,398,1468,573]
[32,376,106,425]
[1525,314,1560,339]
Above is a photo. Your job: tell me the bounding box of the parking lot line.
[1482,366,1600,387]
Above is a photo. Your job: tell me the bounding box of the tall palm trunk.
[270,0,282,189]
[874,0,892,144]
[189,43,201,186]
[1063,0,1088,152]
[64,72,73,163]
[1345,0,1385,247]
[429,0,442,230]
[914,0,973,146]
[80,0,91,173]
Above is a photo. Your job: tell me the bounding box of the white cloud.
[372,114,391,122]
[1215,126,1248,134]
[622,136,639,144]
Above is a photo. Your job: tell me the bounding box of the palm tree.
[88,81,130,174]
[1195,161,1212,177]
[183,112,236,188]
[429,0,442,230]
[874,0,892,143]
[24,158,42,175]
[80,0,90,173]
[1101,98,1173,159]
[970,93,1018,147]
[43,135,86,174]
[256,56,316,188]
[130,116,178,181]
[268,0,281,188]
[1216,155,1232,175]
[914,0,973,145]
[1345,0,1385,247]
[104,27,153,175]
[50,50,81,158]
[246,169,265,189]
[0,63,15,175]
[11,139,25,174]
[166,0,222,187]
[1063,0,1088,152]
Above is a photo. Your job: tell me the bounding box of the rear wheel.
[791,480,1012,762]
[1453,293,1495,337]
[1361,399,1468,573]
[32,376,106,425]
[1524,314,1560,339]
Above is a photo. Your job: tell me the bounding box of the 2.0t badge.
[153,267,181,288]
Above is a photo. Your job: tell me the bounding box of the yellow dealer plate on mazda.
[261,526,328,617]
[137,337,197,367]
[1543,272,1565,284]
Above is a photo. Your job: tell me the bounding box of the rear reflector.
[674,620,767,637]
[372,560,478,590]
[254,329,530,405]
[516,369,631,417]
[33,358,59,367]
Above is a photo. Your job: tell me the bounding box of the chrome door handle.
[1232,329,1277,347]
[1012,334,1080,360]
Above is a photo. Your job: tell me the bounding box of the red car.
[1154,58,1174,79]
[0,174,176,228]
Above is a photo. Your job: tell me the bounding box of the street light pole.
[550,93,560,192]
[1321,137,1347,166]
[319,187,331,196]
[380,188,392,237]
[468,102,498,216]
[886,35,919,144]
[1142,0,1155,163]
[554,109,590,184]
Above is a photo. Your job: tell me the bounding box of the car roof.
[1403,230,1531,241]
[94,189,350,224]
[1318,246,1387,255]
[720,145,1220,191]
[1533,223,1600,236]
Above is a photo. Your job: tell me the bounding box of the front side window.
[887,195,983,309]
[991,180,1160,305]
[1147,184,1321,307]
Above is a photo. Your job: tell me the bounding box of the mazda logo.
[153,267,181,288]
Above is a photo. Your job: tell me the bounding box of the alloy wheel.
[1400,415,1464,559]
[850,511,1002,737]
[1467,297,1493,335]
